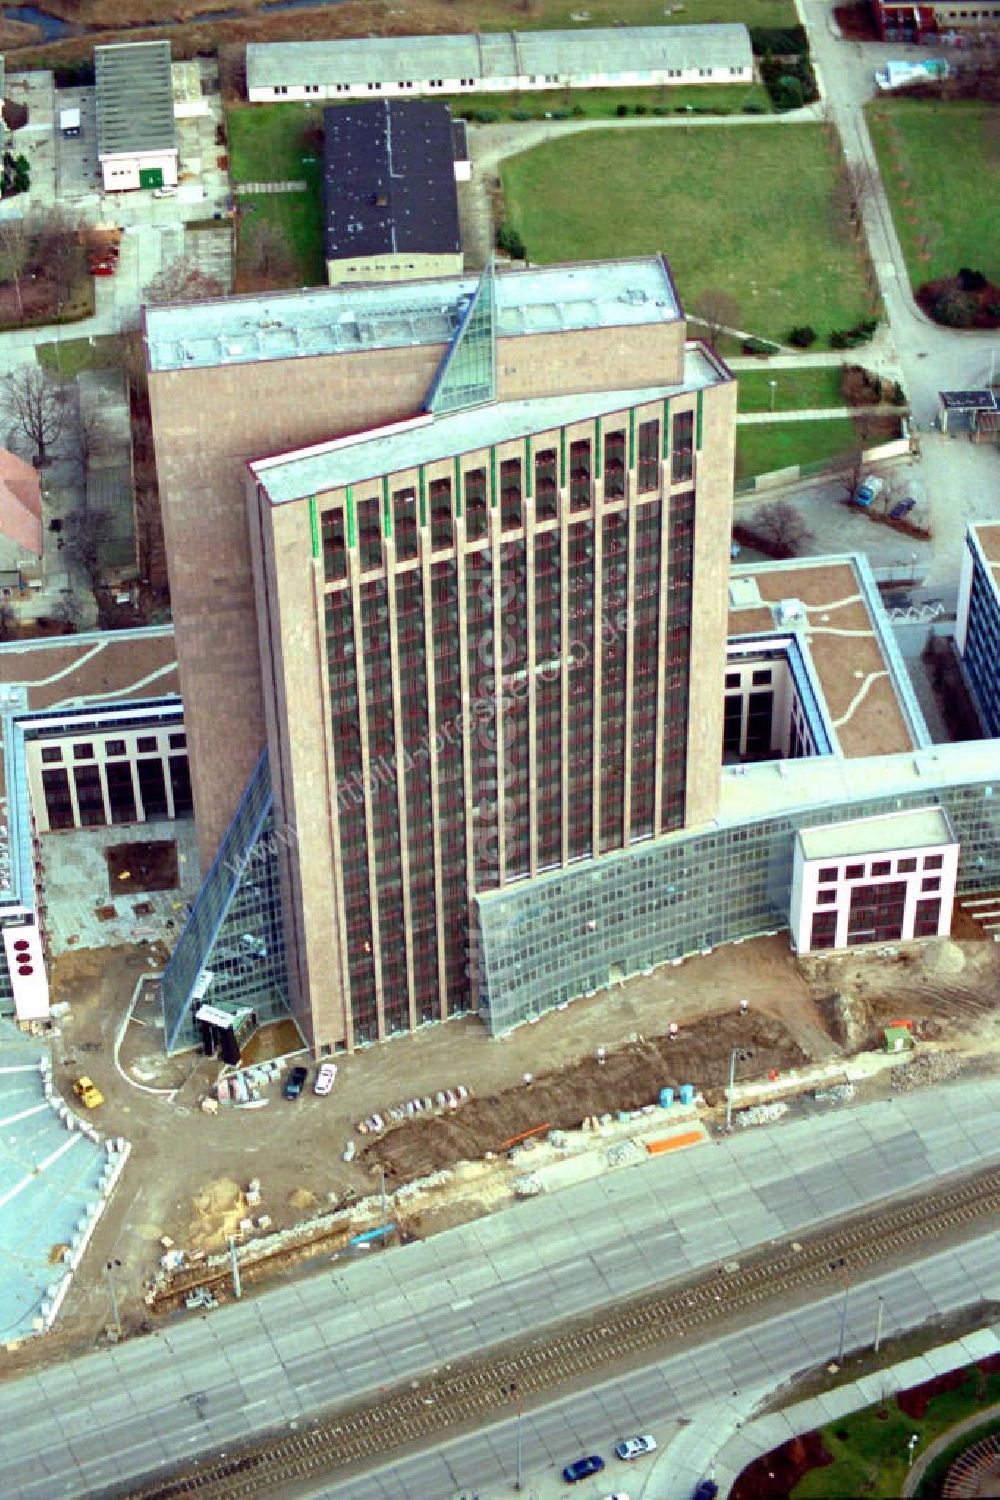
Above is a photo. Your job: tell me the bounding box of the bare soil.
[362,1012,808,1182]
[105,839,179,893]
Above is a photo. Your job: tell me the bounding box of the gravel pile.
[607,1140,644,1167]
[891,1051,964,1091]
[737,1101,789,1128]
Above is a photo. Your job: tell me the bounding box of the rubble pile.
[891,1052,964,1091]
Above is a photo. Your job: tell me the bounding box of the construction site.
[2,901,993,1371]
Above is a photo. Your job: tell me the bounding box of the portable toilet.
[884,1025,913,1054]
[679,1083,695,1106]
[659,1087,675,1109]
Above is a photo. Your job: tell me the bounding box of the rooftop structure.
[247,25,753,102]
[798,805,953,861]
[322,100,461,286]
[144,256,681,373]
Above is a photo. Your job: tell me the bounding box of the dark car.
[562,1455,605,1484]
[283,1065,308,1100]
[693,1482,719,1500]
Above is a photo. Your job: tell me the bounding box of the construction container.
[679,1083,695,1106]
[659,1087,674,1108]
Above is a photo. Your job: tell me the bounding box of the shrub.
[572,105,585,118]
[829,330,849,349]
[743,102,766,114]
[497,223,526,260]
[788,325,817,348]
[957,267,987,292]
[510,109,532,121]
[933,288,977,327]
[892,382,907,406]
[616,103,629,117]
[742,337,777,357]
[749,25,809,55]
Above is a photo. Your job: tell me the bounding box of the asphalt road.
[0,1081,996,1499]
[314,1233,1000,1500]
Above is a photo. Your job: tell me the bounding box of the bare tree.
[0,603,17,642]
[62,509,111,587]
[0,215,31,320]
[2,364,68,466]
[832,160,878,236]
[34,208,87,312]
[242,218,295,287]
[135,486,165,586]
[696,288,743,350]
[53,593,83,633]
[73,400,112,473]
[144,258,224,305]
[751,501,815,558]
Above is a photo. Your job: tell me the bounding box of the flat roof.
[728,556,924,760]
[939,390,997,410]
[95,41,177,160]
[798,805,954,861]
[247,25,752,89]
[144,257,680,373]
[322,100,460,261]
[251,345,726,503]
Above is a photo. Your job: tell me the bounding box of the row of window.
[270,70,743,96]
[40,731,186,764]
[817,851,945,882]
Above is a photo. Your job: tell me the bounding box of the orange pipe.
[499,1122,553,1151]
[645,1130,704,1156]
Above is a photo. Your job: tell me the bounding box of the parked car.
[153,186,177,198]
[283,1065,308,1100]
[693,1481,719,1500]
[853,475,883,509]
[615,1435,657,1461]
[314,1061,337,1096]
[73,1075,104,1109]
[563,1455,605,1484]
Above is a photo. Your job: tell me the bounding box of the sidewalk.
[737,404,901,424]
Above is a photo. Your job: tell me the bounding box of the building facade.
[246,26,754,103]
[956,521,1000,737]
[872,0,1000,39]
[147,258,736,1051]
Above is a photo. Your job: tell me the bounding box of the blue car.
[562,1455,605,1483]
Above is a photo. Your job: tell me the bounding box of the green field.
[737,365,847,412]
[227,106,325,287]
[501,124,878,344]
[866,100,999,287]
[35,334,121,378]
[449,0,797,27]
[735,417,860,480]
[446,82,771,121]
[793,1364,1000,1499]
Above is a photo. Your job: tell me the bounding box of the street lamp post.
[504,1381,523,1492]
[725,1047,753,1132]
[874,1293,885,1354]
[907,1433,920,1469]
[106,1257,123,1339]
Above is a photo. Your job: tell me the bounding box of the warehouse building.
[96,41,178,193]
[246,25,753,103]
[322,100,462,286]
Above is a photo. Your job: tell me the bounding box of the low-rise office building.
[247,25,753,103]
[96,41,178,192]
[322,100,462,286]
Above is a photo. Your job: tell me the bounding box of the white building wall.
[249,63,747,104]
[793,837,959,954]
[100,148,178,192]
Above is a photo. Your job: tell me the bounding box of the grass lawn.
[866,100,999,287]
[793,1365,1000,1499]
[227,106,325,287]
[36,334,121,379]
[464,0,797,26]
[501,125,878,344]
[445,82,772,121]
[737,365,847,412]
[735,417,860,479]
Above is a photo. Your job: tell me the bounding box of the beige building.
[146,257,736,1051]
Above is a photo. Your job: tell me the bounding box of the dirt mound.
[918,939,966,978]
[824,990,873,1051]
[289,1187,318,1211]
[361,1015,807,1182]
[187,1177,246,1250]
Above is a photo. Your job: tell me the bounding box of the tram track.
[122,1167,1000,1499]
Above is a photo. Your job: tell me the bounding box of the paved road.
[0,1081,996,1499]
[308,1235,1000,1500]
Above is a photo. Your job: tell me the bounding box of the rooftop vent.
[775,598,806,627]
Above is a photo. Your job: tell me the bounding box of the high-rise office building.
[146,257,736,1050]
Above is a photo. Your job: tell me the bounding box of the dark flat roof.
[939,390,997,410]
[322,99,460,263]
